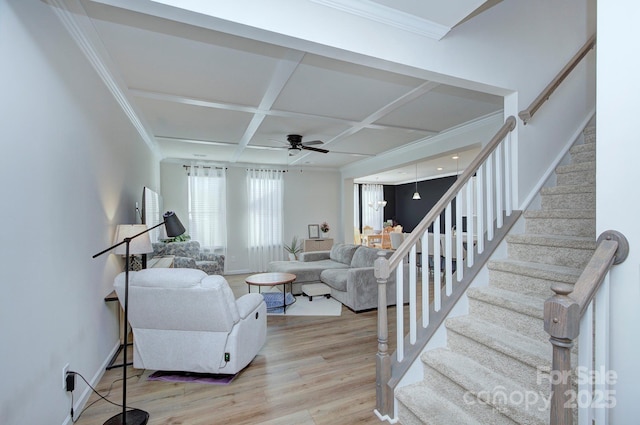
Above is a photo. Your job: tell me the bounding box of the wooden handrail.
[519,34,596,125]
[544,230,628,425]
[385,115,517,274]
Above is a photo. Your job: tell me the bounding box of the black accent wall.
[387,175,457,233]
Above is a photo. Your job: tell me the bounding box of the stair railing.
[519,34,596,125]
[374,115,519,421]
[544,230,629,425]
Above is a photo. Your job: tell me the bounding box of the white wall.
[160,162,341,273]
[0,1,159,423]
[597,1,640,421]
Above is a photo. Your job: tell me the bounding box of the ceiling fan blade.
[302,140,323,146]
[302,145,329,154]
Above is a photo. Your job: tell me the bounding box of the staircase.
[396,126,597,425]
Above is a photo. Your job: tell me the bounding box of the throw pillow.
[329,243,360,265]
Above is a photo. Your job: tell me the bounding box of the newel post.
[544,283,580,425]
[374,251,393,418]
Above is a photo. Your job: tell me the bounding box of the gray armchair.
[151,240,225,275]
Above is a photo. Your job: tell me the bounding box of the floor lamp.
[93,211,185,425]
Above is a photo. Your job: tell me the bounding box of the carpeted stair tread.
[524,209,595,219]
[583,126,596,143]
[505,234,594,268]
[540,184,594,195]
[446,316,549,370]
[396,383,486,425]
[556,161,595,174]
[420,348,548,425]
[569,144,595,163]
[467,286,545,319]
[506,233,595,249]
[523,209,596,237]
[488,259,581,283]
[570,142,595,154]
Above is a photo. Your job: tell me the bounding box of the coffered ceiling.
[51,0,504,183]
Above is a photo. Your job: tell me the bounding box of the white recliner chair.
[114,268,266,375]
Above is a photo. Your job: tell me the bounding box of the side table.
[104,290,132,370]
[303,238,334,252]
[147,255,175,268]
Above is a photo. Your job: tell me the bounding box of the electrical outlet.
[62,363,69,390]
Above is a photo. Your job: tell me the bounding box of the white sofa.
[114,268,266,374]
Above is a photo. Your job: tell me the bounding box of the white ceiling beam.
[230,50,305,162]
[129,88,366,127]
[290,80,441,165]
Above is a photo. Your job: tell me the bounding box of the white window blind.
[187,165,227,253]
[247,168,284,272]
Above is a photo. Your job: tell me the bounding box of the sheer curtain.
[361,183,384,231]
[187,165,227,255]
[247,168,284,271]
[353,184,360,231]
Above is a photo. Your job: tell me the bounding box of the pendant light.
[412,163,421,200]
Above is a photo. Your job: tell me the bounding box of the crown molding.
[310,0,451,40]
[46,0,162,159]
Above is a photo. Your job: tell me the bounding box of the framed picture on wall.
[308,224,320,239]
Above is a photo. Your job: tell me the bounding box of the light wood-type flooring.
[71,273,424,425]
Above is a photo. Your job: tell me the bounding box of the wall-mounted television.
[142,186,163,243]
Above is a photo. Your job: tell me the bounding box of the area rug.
[265,293,342,316]
[147,370,238,385]
[262,291,296,313]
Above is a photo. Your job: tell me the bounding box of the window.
[361,183,384,231]
[187,166,227,253]
[246,168,284,271]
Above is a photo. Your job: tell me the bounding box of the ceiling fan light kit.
[288,147,302,156]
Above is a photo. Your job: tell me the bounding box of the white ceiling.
[61,0,504,184]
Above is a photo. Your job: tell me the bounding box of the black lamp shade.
[163,211,185,237]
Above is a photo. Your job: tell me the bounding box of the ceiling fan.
[281,134,329,156]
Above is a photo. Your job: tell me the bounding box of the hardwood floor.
[73,273,406,425]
